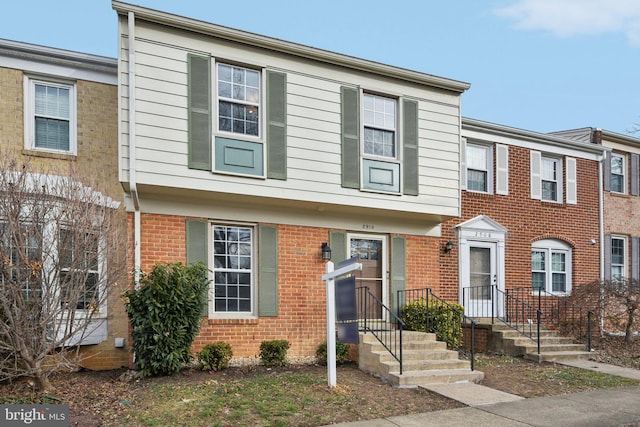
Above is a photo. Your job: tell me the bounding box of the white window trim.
[362,92,398,161]
[610,153,626,194]
[466,142,493,194]
[532,239,572,295]
[540,155,563,203]
[611,235,627,281]
[23,75,77,155]
[213,62,264,142]
[209,222,258,319]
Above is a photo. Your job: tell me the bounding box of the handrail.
[356,286,404,375]
[397,288,476,370]
[509,288,595,351]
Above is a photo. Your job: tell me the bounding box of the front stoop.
[358,331,484,388]
[482,322,593,363]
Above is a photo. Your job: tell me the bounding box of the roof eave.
[111,1,470,93]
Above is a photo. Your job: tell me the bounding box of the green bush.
[316,340,350,365]
[124,262,210,377]
[259,340,290,367]
[198,342,233,371]
[401,298,464,348]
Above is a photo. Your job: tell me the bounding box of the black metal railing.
[356,286,404,374]
[397,288,476,370]
[507,288,594,351]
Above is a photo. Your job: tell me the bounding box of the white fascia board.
[0,38,116,85]
[462,118,605,161]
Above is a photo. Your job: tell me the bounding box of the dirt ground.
[1,334,638,426]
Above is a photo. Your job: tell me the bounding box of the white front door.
[456,215,507,318]
[464,241,497,317]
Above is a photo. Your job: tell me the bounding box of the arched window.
[531,239,572,295]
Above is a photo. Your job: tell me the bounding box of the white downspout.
[127,11,141,287]
[598,151,606,333]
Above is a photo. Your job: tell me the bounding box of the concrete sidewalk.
[328,362,640,427]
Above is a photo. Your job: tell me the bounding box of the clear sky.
[3,0,639,135]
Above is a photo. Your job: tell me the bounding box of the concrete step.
[382,357,472,373]
[524,350,593,363]
[375,349,458,363]
[388,368,484,387]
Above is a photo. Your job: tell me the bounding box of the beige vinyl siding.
[119,18,462,218]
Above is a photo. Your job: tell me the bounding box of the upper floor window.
[610,153,625,194]
[541,156,560,202]
[25,77,77,154]
[611,236,626,280]
[532,239,572,295]
[467,143,492,193]
[363,94,396,158]
[217,64,260,137]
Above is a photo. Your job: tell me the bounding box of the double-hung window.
[361,93,401,193]
[25,77,76,154]
[212,224,254,313]
[217,64,260,137]
[59,229,100,311]
[541,156,560,202]
[611,236,626,280]
[0,222,42,300]
[610,153,625,194]
[531,239,572,294]
[467,143,492,193]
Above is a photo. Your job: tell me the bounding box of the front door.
[464,241,497,317]
[348,235,387,319]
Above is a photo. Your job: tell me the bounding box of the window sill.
[23,149,76,161]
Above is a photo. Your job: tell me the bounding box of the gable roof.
[111,1,470,94]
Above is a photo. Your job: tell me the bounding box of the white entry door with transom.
[348,234,388,319]
[456,216,507,318]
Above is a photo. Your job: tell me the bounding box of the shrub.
[198,342,233,371]
[124,262,210,377]
[401,298,464,348]
[316,340,350,365]
[259,340,290,367]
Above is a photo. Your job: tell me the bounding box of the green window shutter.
[390,236,406,317]
[186,219,209,316]
[188,53,212,170]
[259,225,279,316]
[329,231,347,264]
[402,99,419,196]
[266,70,287,179]
[341,86,360,189]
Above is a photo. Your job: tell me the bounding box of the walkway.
[329,362,640,427]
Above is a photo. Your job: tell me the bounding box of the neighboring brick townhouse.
[439,118,605,317]
[552,128,640,283]
[0,39,129,370]
[112,1,470,361]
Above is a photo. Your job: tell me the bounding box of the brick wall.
[440,145,601,301]
[133,213,442,361]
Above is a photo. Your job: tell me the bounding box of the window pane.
[212,225,253,313]
[551,252,565,272]
[552,273,566,292]
[542,181,557,201]
[611,155,624,174]
[467,145,487,170]
[217,64,260,136]
[611,238,625,265]
[467,169,487,192]
[541,158,557,180]
[532,272,545,291]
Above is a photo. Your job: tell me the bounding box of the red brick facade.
[130,212,442,360]
[440,145,601,301]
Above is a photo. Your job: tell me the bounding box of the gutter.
[127,11,141,286]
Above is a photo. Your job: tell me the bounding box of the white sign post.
[322,258,362,388]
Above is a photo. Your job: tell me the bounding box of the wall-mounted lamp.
[321,242,332,261]
[444,240,454,254]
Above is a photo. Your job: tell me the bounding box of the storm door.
[348,235,387,319]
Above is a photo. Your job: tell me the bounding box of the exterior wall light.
[321,242,332,261]
[444,240,454,254]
